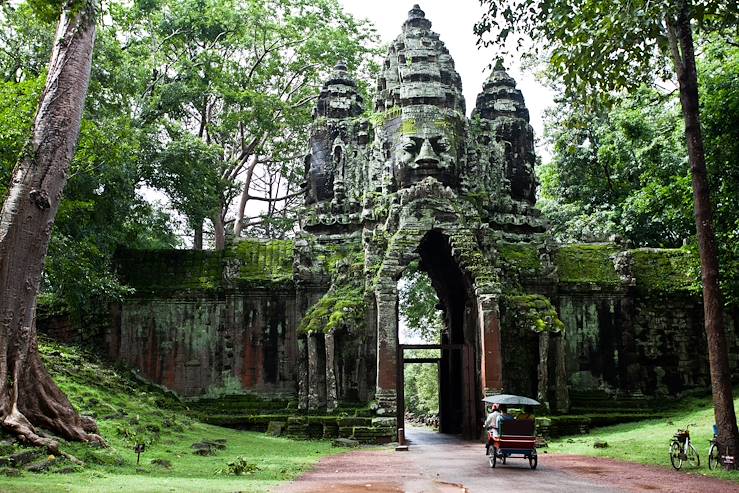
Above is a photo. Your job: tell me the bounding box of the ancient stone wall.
[108,242,301,398]
[109,291,297,398]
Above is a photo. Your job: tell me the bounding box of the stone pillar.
[537,331,550,408]
[297,337,309,410]
[325,331,338,412]
[375,287,398,414]
[307,334,327,410]
[553,333,570,412]
[478,294,503,395]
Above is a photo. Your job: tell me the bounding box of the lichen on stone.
[503,294,564,333]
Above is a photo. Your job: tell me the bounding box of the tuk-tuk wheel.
[529,453,538,470]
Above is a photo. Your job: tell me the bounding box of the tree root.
[1,332,107,464]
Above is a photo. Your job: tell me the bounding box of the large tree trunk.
[0,2,104,450]
[668,3,739,461]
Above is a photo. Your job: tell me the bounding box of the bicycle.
[670,424,700,470]
[708,424,723,470]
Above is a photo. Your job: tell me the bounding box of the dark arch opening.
[398,229,478,437]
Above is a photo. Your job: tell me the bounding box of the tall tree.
[139,0,376,248]
[540,87,692,246]
[1,1,179,328]
[476,0,739,458]
[0,0,104,449]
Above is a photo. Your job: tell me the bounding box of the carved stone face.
[393,112,459,188]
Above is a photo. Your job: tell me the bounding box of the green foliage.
[701,39,739,305]
[0,339,341,492]
[538,39,739,304]
[0,76,44,199]
[475,1,739,307]
[404,358,439,417]
[214,456,260,476]
[136,0,377,240]
[0,2,54,81]
[145,132,225,230]
[399,262,444,342]
[0,4,180,325]
[539,87,692,246]
[474,0,738,103]
[398,264,442,417]
[503,294,564,333]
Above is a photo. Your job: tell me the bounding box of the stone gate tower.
[296,4,555,439]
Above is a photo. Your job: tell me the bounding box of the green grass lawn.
[548,394,739,483]
[0,340,345,492]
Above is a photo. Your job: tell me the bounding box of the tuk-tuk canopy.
[482,394,540,406]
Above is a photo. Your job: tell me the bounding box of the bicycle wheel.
[670,441,683,470]
[708,442,720,470]
[686,442,700,467]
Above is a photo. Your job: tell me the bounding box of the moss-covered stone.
[503,294,564,333]
[555,244,621,286]
[116,240,295,294]
[497,242,541,272]
[298,244,367,335]
[630,248,700,295]
[227,239,294,283]
[116,249,224,292]
[298,285,366,335]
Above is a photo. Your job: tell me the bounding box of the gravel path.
[275,426,739,493]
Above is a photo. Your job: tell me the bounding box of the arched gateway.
[294,4,556,440]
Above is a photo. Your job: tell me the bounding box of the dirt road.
[275,426,739,493]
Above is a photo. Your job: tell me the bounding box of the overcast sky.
[338,0,555,154]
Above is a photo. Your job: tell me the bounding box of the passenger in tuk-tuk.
[497,404,514,433]
[517,405,535,421]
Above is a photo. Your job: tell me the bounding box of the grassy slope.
[548,394,739,482]
[0,340,342,493]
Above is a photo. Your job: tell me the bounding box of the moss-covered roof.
[555,244,621,286]
[554,243,701,295]
[630,247,699,295]
[497,242,541,272]
[227,239,294,283]
[116,240,295,293]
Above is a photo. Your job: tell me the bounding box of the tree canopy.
[475,0,738,103]
[0,0,376,322]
